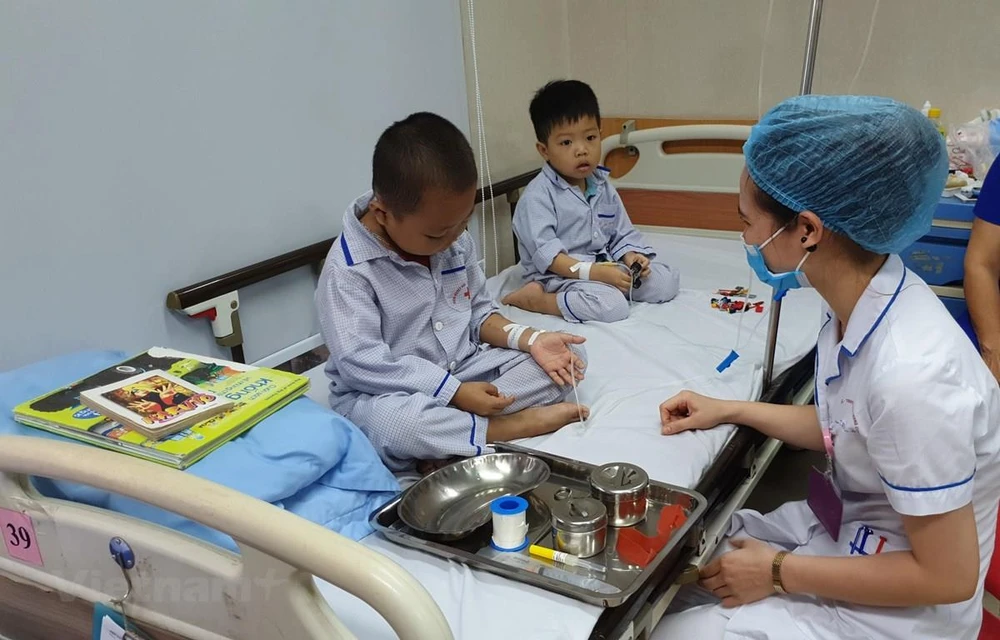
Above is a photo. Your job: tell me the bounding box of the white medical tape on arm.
[527,329,546,347]
[503,323,529,350]
[569,261,593,281]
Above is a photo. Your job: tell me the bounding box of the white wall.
[458,0,572,273]
[459,0,571,179]
[463,0,1000,177]
[571,0,1000,121]
[1,1,469,370]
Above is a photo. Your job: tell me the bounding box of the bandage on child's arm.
[553,254,620,281]
[477,313,545,352]
[548,253,584,279]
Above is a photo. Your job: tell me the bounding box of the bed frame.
[1,121,816,640]
[0,435,450,640]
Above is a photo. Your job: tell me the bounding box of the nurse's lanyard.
[822,425,835,470]
[807,422,844,541]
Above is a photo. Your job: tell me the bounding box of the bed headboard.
[599,117,754,231]
[601,124,750,193]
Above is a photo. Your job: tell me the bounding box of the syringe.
[528,544,606,573]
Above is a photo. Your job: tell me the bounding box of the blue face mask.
[742,226,810,301]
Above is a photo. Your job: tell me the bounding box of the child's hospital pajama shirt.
[316,192,582,470]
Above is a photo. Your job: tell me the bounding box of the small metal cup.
[550,497,608,558]
[589,462,649,527]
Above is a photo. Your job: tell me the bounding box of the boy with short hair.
[503,80,680,323]
[316,112,588,471]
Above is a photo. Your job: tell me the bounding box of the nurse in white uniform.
[653,95,1000,639]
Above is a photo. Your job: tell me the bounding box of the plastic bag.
[948,118,1000,179]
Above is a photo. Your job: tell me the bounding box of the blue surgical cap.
[744,95,948,254]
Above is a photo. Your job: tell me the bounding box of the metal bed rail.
[589,348,816,640]
[165,169,540,363]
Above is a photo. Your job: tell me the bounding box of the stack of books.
[12,347,309,469]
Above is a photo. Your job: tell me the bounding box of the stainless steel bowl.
[551,496,608,558]
[398,453,551,540]
[590,462,649,527]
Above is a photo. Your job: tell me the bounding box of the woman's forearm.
[781,550,976,607]
[965,262,1000,352]
[723,401,824,451]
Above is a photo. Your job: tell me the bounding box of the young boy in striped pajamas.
[315,112,588,471]
[504,80,680,322]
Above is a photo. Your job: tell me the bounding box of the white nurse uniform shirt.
[660,254,1000,639]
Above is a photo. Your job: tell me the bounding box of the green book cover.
[13,347,309,469]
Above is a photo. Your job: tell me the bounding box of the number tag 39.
[0,507,43,567]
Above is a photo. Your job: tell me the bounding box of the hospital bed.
[0,121,821,640]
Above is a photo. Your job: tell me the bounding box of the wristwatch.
[772,551,789,594]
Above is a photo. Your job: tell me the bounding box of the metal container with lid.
[550,496,607,558]
[589,462,649,527]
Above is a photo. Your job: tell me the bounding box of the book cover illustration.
[81,370,233,436]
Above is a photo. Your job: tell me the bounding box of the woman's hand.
[529,331,586,386]
[659,390,732,435]
[699,538,781,608]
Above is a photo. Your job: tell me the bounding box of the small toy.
[710,297,765,314]
[716,286,757,299]
[629,261,643,289]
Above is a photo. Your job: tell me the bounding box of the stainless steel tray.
[370,443,707,606]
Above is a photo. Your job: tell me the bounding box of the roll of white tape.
[490,496,530,552]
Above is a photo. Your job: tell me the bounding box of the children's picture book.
[12,347,310,469]
[79,370,233,439]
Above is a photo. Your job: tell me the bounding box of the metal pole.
[799,0,824,95]
[762,0,823,389]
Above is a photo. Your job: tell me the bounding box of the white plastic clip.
[621,119,638,156]
[170,291,241,347]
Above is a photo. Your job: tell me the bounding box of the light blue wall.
[1,0,470,370]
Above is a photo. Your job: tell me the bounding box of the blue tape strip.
[716,349,739,373]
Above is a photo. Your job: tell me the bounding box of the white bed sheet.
[308,231,823,639]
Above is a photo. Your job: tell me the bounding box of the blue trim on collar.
[880,468,975,492]
[441,265,466,275]
[340,233,354,267]
[340,192,399,266]
[824,269,907,386]
[597,165,610,172]
[541,162,570,189]
[814,314,833,400]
